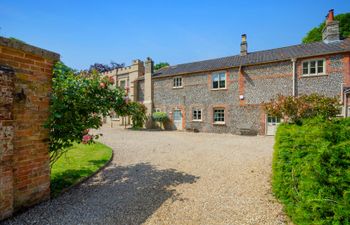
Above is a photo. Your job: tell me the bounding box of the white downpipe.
[292,58,297,97]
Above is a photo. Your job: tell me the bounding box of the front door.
[266,116,281,136]
[173,109,183,130]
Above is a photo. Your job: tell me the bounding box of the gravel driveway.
[3,126,289,225]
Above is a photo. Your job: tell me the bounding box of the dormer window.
[302,59,325,76]
[173,77,183,88]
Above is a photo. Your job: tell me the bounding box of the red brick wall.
[0,37,59,220]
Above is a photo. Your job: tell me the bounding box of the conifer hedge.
[273,118,350,224]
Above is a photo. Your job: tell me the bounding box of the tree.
[46,62,146,165]
[89,61,125,73]
[154,62,169,71]
[263,94,340,123]
[302,13,350,43]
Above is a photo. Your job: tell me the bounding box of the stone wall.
[152,54,349,135]
[243,61,293,104]
[0,65,15,219]
[153,69,265,134]
[0,37,59,220]
[297,54,344,97]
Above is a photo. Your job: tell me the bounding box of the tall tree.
[154,62,170,71]
[89,61,125,73]
[302,12,350,43]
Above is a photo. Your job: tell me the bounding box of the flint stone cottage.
[110,10,350,135]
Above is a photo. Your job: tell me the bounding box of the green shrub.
[127,102,147,128]
[273,117,350,224]
[264,94,340,123]
[152,111,169,122]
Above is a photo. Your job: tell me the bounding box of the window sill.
[192,120,203,122]
[211,88,227,91]
[301,74,327,78]
[213,122,226,126]
[173,86,183,89]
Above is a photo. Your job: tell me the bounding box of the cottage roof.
[153,38,350,78]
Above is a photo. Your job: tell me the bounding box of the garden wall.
[0,37,59,220]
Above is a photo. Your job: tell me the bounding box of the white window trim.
[173,76,183,88]
[192,108,203,122]
[301,58,326,77]
[211,72,227,90]
[213,108,225,124]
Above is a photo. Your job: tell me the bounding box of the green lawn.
[51,142,113,197]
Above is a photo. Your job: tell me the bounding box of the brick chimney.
[240,34,248,56]
[322,9,340,43]
[144,57,154,116]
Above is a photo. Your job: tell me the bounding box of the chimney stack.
[144,57,154,116]
[322,9,340,43]
[240,34,248,56]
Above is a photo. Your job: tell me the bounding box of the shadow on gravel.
[3,163,199,225]
[90,162,200,224]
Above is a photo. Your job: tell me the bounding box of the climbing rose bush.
[46,62,146,165]
[264,94,340,123]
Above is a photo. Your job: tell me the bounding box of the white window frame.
[212,72,226,90]
[302,58,326,76]
[154,108,161,112]
[173,77,183,88]
[192,109,202,121]
[111,111,120,121]
[213,108,225,124]
[267,116,281,125]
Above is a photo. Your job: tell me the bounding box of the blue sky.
[0,1,348,69]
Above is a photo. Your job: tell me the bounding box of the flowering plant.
[46,62,146,165]
[264,94,340,123]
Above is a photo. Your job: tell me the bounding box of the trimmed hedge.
[273,118,350,225]
[152,111,169,122]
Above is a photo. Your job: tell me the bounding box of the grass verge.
[50,142,113,197]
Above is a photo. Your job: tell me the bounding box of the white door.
[173,110,183,130]
[266,116,281,136]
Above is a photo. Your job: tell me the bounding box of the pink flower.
[100,82,106,88]
[82,134,92,144]
[109,76,115,85]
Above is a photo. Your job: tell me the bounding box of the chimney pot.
[327,9,334,24]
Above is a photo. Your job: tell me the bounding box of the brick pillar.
[0,65,15,220]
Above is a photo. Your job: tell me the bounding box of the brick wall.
[0,37,59,220]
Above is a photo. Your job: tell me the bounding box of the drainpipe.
[291,58,297,96]
[344,88,350,118]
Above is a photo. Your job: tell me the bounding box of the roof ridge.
[164,38,350,69]
[153,38,350,77]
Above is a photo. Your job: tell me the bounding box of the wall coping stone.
[0,36,60,61]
